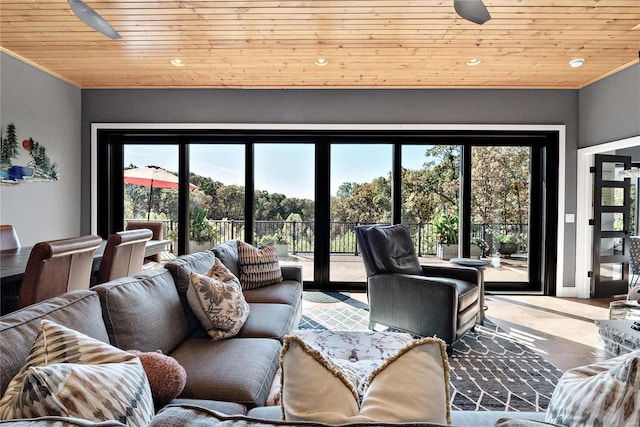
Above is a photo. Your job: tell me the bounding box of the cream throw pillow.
[237,241,283,289]
[545,349,640,427]
[187,258,250,340]
[280,335,451,424]
[0,320,154,427]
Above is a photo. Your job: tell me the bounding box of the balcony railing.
[127,219,528,255]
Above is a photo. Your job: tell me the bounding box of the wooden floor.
[304,292,617,372]
[485,295,615,371]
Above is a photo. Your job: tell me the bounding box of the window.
[98,130,558,293]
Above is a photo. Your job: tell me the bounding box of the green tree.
[1,123,19,167]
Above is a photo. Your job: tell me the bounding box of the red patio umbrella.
[124,165,199,219]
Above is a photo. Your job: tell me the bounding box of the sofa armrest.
[280,265,302,283]
[420,264,480,286]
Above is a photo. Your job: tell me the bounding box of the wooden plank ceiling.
[1,0,639,89]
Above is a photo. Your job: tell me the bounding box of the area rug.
[299,299,563,413]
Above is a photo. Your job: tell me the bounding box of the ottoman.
[266,329,414,405]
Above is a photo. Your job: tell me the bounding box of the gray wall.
[579,63,640,147]
[82,88,579,287]
[0,53,82,246]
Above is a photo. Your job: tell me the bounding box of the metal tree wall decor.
[0,123,59,184]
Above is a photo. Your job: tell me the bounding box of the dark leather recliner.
[355,224,480,350]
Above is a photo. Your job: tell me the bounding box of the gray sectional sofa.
[0,241,548,426]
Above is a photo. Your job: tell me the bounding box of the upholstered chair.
[355,224,480,351]
[17,235,102,309]
[0,225,20,251]
[125,220,164,262]
[96,229,153,284]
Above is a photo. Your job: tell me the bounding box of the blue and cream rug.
[299,293,563,413]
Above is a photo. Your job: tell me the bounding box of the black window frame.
[97,128,559,294]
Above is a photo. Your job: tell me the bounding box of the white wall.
[0,53,82,246]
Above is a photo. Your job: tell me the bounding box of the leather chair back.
[0,225,20,251]
[96,229,152,284]
[125,221,163,262]
[17,235,102,309]
[355,224,423,277]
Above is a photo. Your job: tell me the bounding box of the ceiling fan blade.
[68,0,121,39]
[454,0,492,25]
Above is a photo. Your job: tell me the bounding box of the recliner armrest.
[420,264,480,285]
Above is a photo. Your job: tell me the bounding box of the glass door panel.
[330,144,392,283]
[401,145,460,262]
[254,144,315,282]
[123,145,179,251]
[470,146,531,284]
[188,144,245,254]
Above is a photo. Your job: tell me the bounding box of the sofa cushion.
[246,406,550,426]
[165,250,218,333]
[242,280,302,306]
[93,268,190,354]
[0,320,154,427]
[280,335,450,424]
[0,290,109,397]
[150,405,449,427]
[237,303,299,341]
[168,399,247,416]
[236,241,282,290]
[187,269,250,341]
[496,419,561,427]
[169,337,281,408]
[212,240,241,278]
[545,349,640,427]
[0,418,127,426]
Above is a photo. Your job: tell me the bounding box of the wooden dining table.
[0,239,172,285]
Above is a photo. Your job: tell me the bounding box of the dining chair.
[17,235,103,309]
[0,225,21,251]
[95,229,153,284]
[125,220,163,262]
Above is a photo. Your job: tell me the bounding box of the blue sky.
[124,144,429,199]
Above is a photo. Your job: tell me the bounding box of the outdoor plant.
[258,229,289,246]
[433,211,459,245]
[498,234,520,245]
[471,237,489,252]
[498,233,521,257]
[189,205,217,243]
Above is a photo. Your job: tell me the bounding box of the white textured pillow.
[187,259,250,340]
[237,241,282,289]
[546,349,640,427]
[0,320,154,427]
[280,335,451,424]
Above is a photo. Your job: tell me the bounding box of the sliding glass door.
[254,143,315,282]
[329,144,392,284]
[98,130,558,294]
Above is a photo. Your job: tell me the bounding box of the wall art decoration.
[0,123,59,184]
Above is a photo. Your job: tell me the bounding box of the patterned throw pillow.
[237,241,283,290]
[280,335,451,424]
[545,349,640,427]
[187,259,250,341]
[0,320,154,427]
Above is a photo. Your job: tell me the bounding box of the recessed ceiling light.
[632,23,640,30]
[171,58,186,67]
[314,58,328,67]
[466,58,481,66]
[569,58,585,68]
